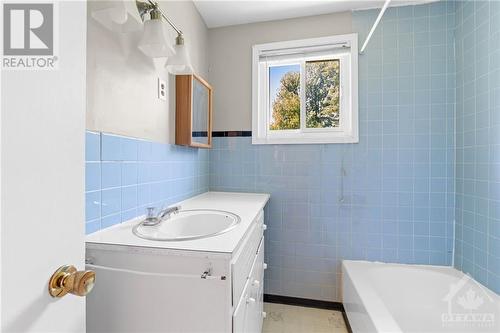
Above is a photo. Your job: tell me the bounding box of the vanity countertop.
[85,191,270,254]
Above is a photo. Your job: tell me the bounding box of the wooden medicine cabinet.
[175,74,213,148]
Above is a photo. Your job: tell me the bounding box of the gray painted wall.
[207,12,353,131]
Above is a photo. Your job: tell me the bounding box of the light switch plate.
[158,78,167,101]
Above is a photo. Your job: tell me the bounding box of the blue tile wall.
[454,0,500,293]
[85,131,209,234]
[210,1,456,301]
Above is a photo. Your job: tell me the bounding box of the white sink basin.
[132,209,241,241]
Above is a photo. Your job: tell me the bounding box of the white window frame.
[252,34,359,144]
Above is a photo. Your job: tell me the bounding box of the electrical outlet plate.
[158,78,167,101]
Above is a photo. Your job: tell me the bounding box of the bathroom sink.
[132,209,241,241]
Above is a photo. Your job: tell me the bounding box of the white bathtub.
[342,260,500,333]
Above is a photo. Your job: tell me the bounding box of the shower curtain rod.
[360,0,392,54]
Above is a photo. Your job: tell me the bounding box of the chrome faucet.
[158,205,181,221]
[141,205,181,227]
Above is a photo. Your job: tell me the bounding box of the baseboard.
[263,294,343,311]
[263,294,353,333]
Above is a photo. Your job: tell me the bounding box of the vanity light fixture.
[137,6,175,58]
[166,33,193,74]
[91,0,143,33]
[136,0,193,73]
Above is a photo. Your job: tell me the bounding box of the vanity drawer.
[251,239,265,333]
[250,238,264,296]
[233,239,264,333]
[232,210,264,306]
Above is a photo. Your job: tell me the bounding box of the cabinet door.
[87,265,229,333]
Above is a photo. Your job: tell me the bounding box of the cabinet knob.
[247,297,256,304]
[263,263,268,270]
[262,224,267,231]
[262,311,267,318]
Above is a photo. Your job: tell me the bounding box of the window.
[252,34,359,144]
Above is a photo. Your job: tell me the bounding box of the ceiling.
[193,0,435,28]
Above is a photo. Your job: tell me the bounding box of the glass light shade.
[166,43,193,74]
[91,0,142,32]
[108,5,128,24]
[138,19,175,58]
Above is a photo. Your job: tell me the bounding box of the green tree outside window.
[269,59,340,130]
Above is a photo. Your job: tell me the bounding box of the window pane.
[305,59,340,128]
[269,64,300,130]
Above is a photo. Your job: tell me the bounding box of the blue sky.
[269,64,300,104]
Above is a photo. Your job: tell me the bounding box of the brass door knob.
[48,265,96,298]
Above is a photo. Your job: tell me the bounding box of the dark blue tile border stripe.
[192,131,209,137]
[212,131,252,137]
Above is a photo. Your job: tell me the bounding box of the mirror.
[175,74,212,148]
[192,77,209,145]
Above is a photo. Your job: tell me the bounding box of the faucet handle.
[142,207,160,226]
[146,207,156,218]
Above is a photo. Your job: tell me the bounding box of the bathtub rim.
[342,260,402,333]
[342,260,500,333]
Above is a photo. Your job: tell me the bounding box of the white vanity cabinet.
[86,208,267,333]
